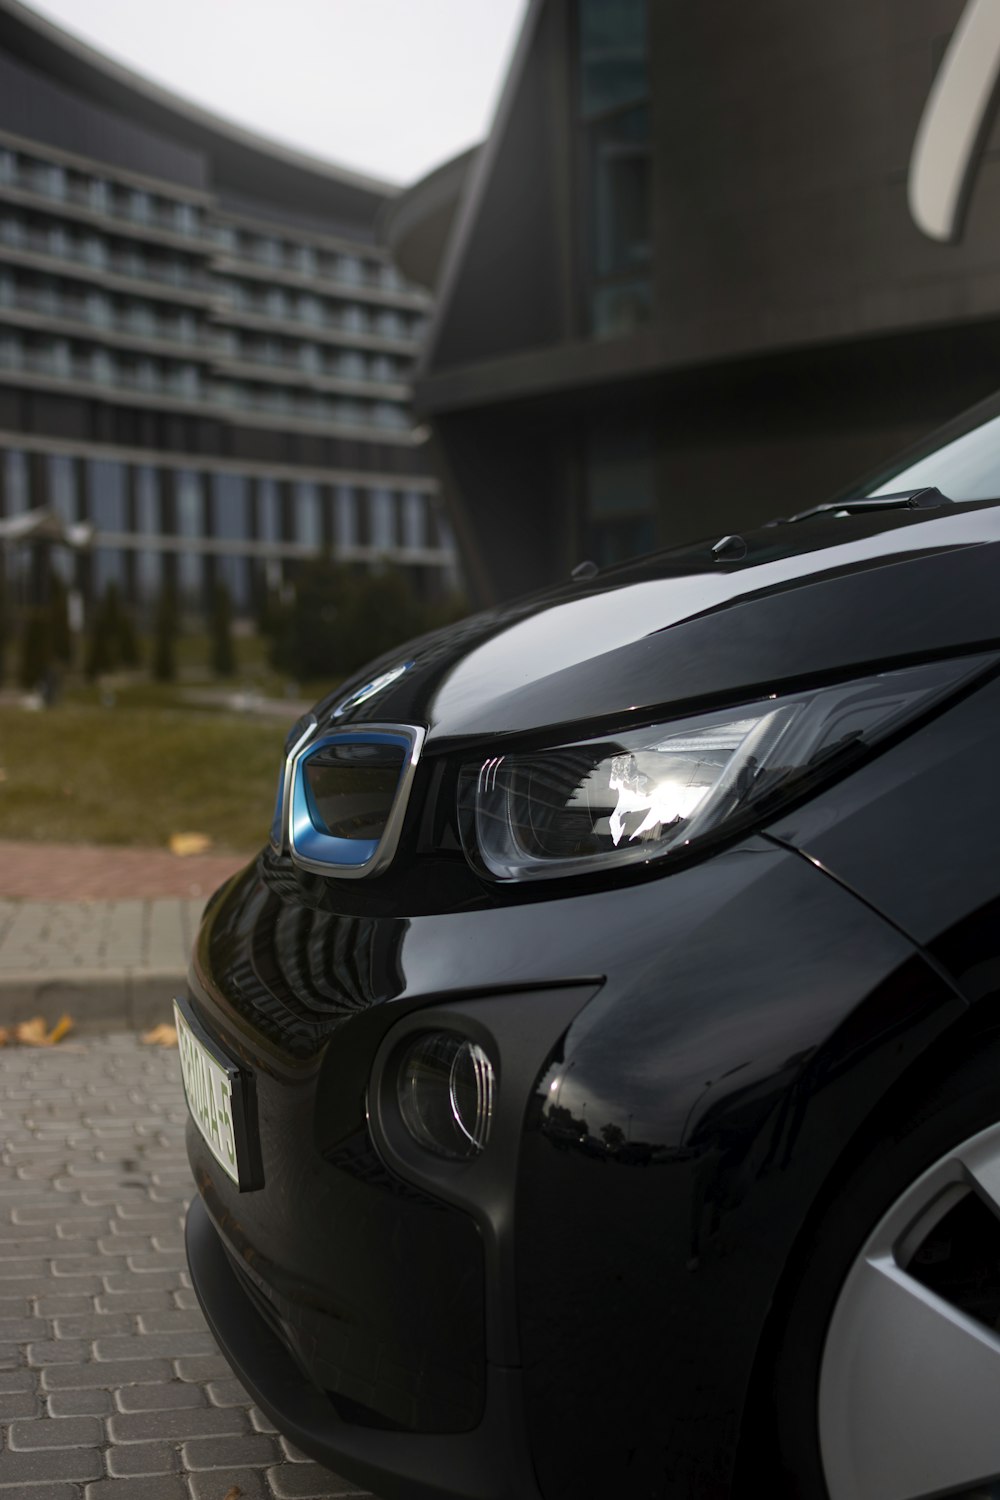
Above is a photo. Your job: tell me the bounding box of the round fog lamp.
[397,1032,496,1160]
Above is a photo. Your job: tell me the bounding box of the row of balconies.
[0,329,414,433]
[0,274,415,383]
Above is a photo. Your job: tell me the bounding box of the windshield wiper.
[766,486,953,526]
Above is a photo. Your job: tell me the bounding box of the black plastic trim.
[185,1195,543,1500]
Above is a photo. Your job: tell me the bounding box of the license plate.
[174,998,261,1191]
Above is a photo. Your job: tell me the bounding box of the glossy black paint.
[183,488,1000,1499]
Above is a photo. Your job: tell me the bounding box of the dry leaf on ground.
[14,1014,73,1046]
[0,1027,9,1046]
[142,1023,178,1048]
[222,1486,242,1500]
[169,831,213,857]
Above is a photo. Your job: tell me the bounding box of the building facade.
[0,0,455,621]
[385,0,1000,605]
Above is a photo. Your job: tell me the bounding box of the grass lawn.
[0,622,346,850]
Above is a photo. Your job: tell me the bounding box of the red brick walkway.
[0,840,249,901]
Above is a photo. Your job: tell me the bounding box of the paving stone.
[189,1469,271,1500]
[0,1391,41,1417]
[249,1406,279,1435]
[45,1388,114,1416]
[175,1354,233,1382]
[84,1479,189,1500]
[182,1433,280,1469]
[0,1369,35,1394]
[106,1442,182,1478]
[109,1405,248,1443]
[0,1446,104,1486]
[205,1377,250,1408]
[7,1414,103,1448]
[266,1464,368,1497]
[115,1380,207,1412]
[138,1309,207,1336]
[95,1330,218,1361]
[41,1357,174,1389]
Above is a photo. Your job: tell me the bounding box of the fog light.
[397,1032,496,1160]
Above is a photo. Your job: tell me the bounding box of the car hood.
[316,501,1000,746]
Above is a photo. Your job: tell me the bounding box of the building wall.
[0,24,458,620]
[397,0,1000,604]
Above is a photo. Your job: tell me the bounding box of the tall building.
[0,0,456,621]
[385,0,1000,605]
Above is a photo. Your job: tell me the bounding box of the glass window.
[3,449,29,516]
[0,332,22,368]
[88,178,111,214]
[377,308,402,337]
[173,201,199,236]
[341,303,365,332]
[370,488,396,551]
[218,553,249,609]
[293,243,317,276]
[337,349,365,380]
[0,271,13,307]
[84,290,112,326]
[298,293,323,325]
[335,254,362,285]
[257,477,282,542]
[579,0,648,116]
[86,459,126,532]
[578,0,651,338]
[0,150,15,184]
[293,480,321,547]
[92,548,126,594]
[80,234,107,269]
[136,547,162,599]
[90,348,116,385]
[47,456,77,526]
[175,469,205,603]
[135,465,159,533]
[401,491,426,550]
[128,189,153,223]
[583,426,656,565]
[211,472,250,540]
[334,485,357,548]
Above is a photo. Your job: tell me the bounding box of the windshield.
[870,410,1000,500]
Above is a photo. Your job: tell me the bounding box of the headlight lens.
[397,1031,496,1160]
[459,657,991,881]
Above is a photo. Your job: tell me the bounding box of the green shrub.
[266,557,464,681]
[210,582,236,677]
[18,608,53,691]
[152,589,177,683]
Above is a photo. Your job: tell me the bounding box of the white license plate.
[174,999,242,1186]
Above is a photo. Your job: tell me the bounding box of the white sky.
[22,0,530,185]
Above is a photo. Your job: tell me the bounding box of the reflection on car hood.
[316,501,1000,744]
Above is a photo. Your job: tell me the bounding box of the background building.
[385,0,1000,605]
[0,0,456,624]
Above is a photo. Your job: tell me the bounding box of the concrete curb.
[0,966,185,1031]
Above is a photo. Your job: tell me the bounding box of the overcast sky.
[23,0,530,185]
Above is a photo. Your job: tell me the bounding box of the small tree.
[18,607,53,691]
[48,569,72,666]
[152,588,177,683]
[210,581,236,677]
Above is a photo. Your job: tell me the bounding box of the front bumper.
[182,841,966,1500]
[185,1193,540,1500]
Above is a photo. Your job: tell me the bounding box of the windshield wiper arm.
[767,486,953,526]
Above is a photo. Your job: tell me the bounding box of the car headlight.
[459,656,993,881]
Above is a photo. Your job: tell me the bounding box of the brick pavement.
[0,843,252,1030]
[0,844,248,903]
[0,1032,375,1498]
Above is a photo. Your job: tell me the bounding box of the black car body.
[180,399,1000,1500]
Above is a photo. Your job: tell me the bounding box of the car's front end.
[180,488,1000,1500]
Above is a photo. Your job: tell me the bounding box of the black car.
[178,394,1000,1500]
